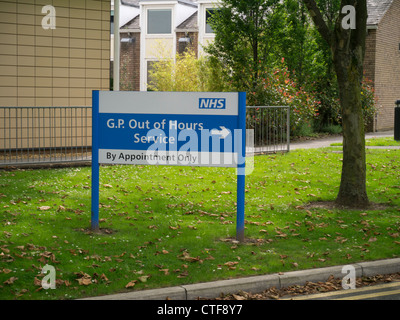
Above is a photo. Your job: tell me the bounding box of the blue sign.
[94,92,245,167]
[91,91,247,241]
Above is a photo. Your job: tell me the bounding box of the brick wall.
[364,29,377,132]
[120,32,140,91]
[364,29,376,84]
[374,0,400,131]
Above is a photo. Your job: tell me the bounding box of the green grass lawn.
[1,147,400,300]
[331,137,400,147]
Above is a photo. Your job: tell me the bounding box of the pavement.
[82,130,399,300]
[82,258,400,300]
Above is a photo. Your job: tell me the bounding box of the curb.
[81,258,400,300]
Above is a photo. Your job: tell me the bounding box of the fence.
[0,107,91,166]
[0,106,289,167]
[246,106,290,154]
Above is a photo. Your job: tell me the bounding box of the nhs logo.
[199,98,226,110]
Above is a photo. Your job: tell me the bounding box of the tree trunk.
[332,1,369,208]
[334,61,369,207]
[302,0,369,208]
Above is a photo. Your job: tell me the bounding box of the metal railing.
[246,106,290,154]
[0,107,92,167]
[0,105,289,167]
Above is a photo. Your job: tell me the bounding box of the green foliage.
[361,77,379,127]
[324,77,378,128]
[204,0,378,135]
[320,124,342,135]
[148,0,377,135]
[248,58,320,134]
[197,55,232,92]
[274,0,327,86]
[147,49,202,92]
[205,0,283,92]
[275,0,343,132]
[147,48,230,92]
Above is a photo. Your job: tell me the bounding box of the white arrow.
[211,126,230,139]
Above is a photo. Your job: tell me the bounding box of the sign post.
[91,90,100,231]
[236,92,247,242]
[91,91,247,240]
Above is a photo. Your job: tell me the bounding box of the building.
[0,0,111,153]
[118,0,218,91]
[364,0,400,131]
[0,0,110,109]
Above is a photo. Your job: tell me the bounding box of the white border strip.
[99,149,238,167]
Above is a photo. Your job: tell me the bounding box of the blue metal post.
[91,90,100,231]
[236,92,246,242]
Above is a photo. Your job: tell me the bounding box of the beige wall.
[0,0,110,108]
[0,0,110,151]
[374,0,400,131]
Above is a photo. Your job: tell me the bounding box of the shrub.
[360,77,378,129]
[147,48,230,93]
[320,76,377,129]
[248,58,320,134]
[147,49,202,92]
[320,124,343,135]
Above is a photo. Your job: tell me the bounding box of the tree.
[205,0,283,104]
[147,49,202,92]
[147,48,229,92]
[274,0,321,86]
[302,0,369,207]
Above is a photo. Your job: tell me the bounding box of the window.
[205,9,217,33]
[147,9,172,34]
[110,11,114,34]
[178,37,191,54]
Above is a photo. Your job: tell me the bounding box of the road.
[282,281,400,300]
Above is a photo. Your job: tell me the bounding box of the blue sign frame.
[91,91,246,241]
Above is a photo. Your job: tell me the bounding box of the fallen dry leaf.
[177,271,189,278]
[100,273,109,281]
[76,272,92,286]
[34,277,42,286]
[232,294,246,300]
[178,251,202,263]
[159,269,169,275]
[4,277,18,285]
[125,280,137,288]
[138,275,150,283]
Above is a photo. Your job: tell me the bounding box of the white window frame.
[146,8,173,35]
[140,4,176,91]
